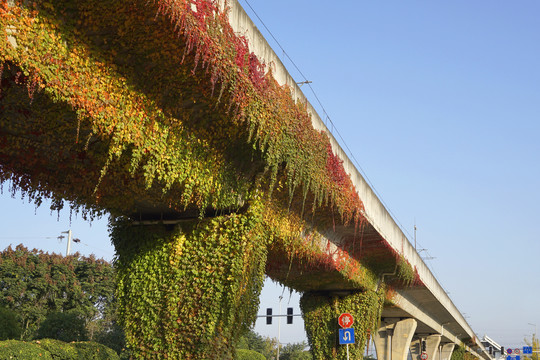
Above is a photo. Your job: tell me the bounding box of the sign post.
[338,313,355,360]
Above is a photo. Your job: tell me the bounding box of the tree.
[237,348,267,360]
[0,245,115,340]
[95,322,127,355]
[236,329,312,360]
[280,341,310,360]
[451,343,478,360]
[524,334,539,360]
[36,310,88,342]
[236,329,278,359]
[0,306,21,340]
[451,343,466,360]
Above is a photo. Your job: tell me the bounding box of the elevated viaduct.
[227,3,490,360]
[0,0,490,359]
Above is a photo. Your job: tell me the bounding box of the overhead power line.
[240,0,416,245]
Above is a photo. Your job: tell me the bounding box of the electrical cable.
[240,0,414,243]
[0,236,58,239]
[240,0,451,297]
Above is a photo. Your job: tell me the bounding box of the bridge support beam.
[439,343,456,360]
[111,212,267,359]
[373,318,417,360]
[300,290,383,360]
[411,335,441,360]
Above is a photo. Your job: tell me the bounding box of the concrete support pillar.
[439,343,456,360]
[373,318,417,360]
[301,290,383,360]
[411,335,442,360]
[373,324,392,360]
[111,214,267,359]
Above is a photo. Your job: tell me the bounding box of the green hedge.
[70,342,119,360]
[0,340,53,359]
[37,339,79,359]
[0,340,120,360]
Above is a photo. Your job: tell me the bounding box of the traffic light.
[489,347,493,355]
[287,307,293,324]
[501,347,505,355]
[266,308,272,325]
[421,340,426,352]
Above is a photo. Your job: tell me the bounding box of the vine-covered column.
[300,290,384,360]
[111,208,267,359]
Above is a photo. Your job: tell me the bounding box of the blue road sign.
[523,347,533,354]
[339,328,355,345]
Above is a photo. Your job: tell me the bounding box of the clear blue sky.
[239,0,540,349]
[2,0,540,350]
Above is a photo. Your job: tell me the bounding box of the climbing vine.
[396,255,418,286]
[112,201,268,359]
[0,0,398,312]
[0,0,364,226]
[300,289,385,360]
[0,0,418,358]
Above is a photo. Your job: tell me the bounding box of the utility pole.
[62,230,72,256]
[414,223,417,250]
[277,295,283,360]
[529,323,537,337]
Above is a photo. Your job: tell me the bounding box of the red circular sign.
[338,313,354,328]
[421,352,428,360]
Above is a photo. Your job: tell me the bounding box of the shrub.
[0,340,53,359]
[0,339,120,359]
[36,338,78,359]
[71,342,120,360]
[119,349,133,360]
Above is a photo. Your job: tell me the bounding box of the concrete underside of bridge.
[0,0,488,359]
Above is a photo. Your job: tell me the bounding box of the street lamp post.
[277,295,283,360]
[529,323,537,337]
